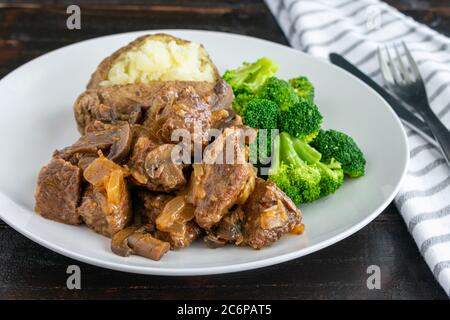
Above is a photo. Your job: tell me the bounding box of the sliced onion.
[236,169,256,205]
[106,169,124,205]
[156,196,194,236]
[291,223,305,235]
[130,169,148,184]
[189,164,206,201]
[260,200,288,229]
[84,154,128,188]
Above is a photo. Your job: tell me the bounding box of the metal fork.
[377,42,450,166]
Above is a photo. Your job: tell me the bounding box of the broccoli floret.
[289,76,314,103]
[232,92,255,115]
[243,98,279,130]
[259,77,299,111]
[244,98,279,162]
[311,129,366,177]
[269,132,344,203]
[317,158,344,196]
[223,57,278,94]
[278,99,323,142]
[268,133,321,204]
[291,136,344,197]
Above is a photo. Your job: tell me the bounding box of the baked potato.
[74,34,234,134]
[87,33,221,89]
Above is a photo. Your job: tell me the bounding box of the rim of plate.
[0,29,409,276]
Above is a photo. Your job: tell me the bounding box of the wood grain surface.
[0,0,448,299]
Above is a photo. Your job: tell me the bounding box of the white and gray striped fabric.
[265,0,450,296]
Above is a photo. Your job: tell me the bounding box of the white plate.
[0,30,408,275]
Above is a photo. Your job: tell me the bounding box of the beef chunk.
[111,225,170,261]
[190,164,254,229]
[135,191,174,227]
[35,158,82,225]
[243,178,303,249]
[127,136,186,192]
[78,156,132,237]
[143,85,212,147]
[78,185,132,237]
[187,127,257,229]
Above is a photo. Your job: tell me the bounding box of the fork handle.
[420,103,450,166]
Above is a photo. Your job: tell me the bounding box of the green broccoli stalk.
[258,77,299,111]
[291,136,344,197]
[244,98,279,161]
[289,76,315,103]
[291,136,321,163]
[268,133,321,204]
[223,57,278,94]
[311,129,366,177]
[278,99,323,143]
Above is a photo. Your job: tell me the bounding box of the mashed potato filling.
[100,39,216,86]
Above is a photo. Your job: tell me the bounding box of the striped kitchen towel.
[265,0,450,296]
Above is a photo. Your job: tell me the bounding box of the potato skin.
[87,33,220,89]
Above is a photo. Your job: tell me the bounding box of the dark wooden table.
[0,0,449,300]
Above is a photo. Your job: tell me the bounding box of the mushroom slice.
[204,233,227,249]
[107,122,132,162]
[111,225,170,261]
[111,225,140,256]
[203,206,245,248]
[57,122,132,163]
[127,231,170,261]
[144,144,186,191]
[216,206,245,245]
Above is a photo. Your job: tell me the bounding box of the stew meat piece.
[35,158,82,225]
[78,185,132,237]
[187,127,257,229]
[142,85,212,146]
[135,191,174,227]
[78,156,132,237]
[243,178,303,249]
[190,164,254,230]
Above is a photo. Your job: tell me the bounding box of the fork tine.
[385,46,403,85]
[377,46,394,85]
[394,44,412,83]
[402,41,420,81]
